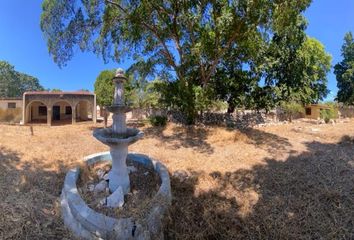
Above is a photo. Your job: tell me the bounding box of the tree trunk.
[103,108,108,128]
[227,102,236,114]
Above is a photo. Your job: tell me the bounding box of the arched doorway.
[51,100,73,125]
[25,100,48,124]
[75,100,94,123]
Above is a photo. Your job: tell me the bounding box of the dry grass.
[0,108,22,123]
[0,119,353,239]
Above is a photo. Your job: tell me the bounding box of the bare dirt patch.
[0,120,353,239]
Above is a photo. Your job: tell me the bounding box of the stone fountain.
[61,69,171,239]
[93,68,143,196]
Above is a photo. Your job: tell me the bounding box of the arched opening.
[25,100,48,124]
[75,100,94,123]
[51,100,73,125]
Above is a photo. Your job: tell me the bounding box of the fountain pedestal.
[61,68,171,239]
[109,143,129,193]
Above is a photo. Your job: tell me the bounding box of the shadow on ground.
[143,125,214,154]
[165,136,354,239]
[0,147,74,239]
[238,127,292,153]
[143,124,292,155]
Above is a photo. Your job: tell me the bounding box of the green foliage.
[0,61,44,97]
[51,88,62,92]
[149,115,167,127]
[280,102,305,121]
[40,0,313,123]
[320,103,338,123]
[94,68,163,109]
[334,32,354,105]
[261,16,331,105]
[94,70,115,107]
[298,38,332,102]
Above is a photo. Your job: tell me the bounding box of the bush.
[280,102,305,122]
[149,115,167,127]
[320,105,338,123]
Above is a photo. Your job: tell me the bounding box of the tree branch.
[105,0,180,77]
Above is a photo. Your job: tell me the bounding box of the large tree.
[0,61,44,98]
[261,13,331,106]
[40,0,312,123]
[334,32,354,105]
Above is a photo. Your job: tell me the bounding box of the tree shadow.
[144,124,214,154]
[0,147,75,239]
[165,136,354,239]
[236,127,292,154]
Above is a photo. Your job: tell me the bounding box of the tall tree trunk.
[103,108,108,128]
[227,101,236,114]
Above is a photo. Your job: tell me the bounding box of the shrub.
[320,105,338,123]
[149,115,167,127]
[280,102,305,122]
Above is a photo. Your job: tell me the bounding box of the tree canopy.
[334,32,354,105]
[94,68,160,109]
[0,61,44,98]
[41,0,336,123]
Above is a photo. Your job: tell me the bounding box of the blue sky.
[0,1,353,100]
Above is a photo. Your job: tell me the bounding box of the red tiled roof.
[0,97,22,100]
[24,91,94,96]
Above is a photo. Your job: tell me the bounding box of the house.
[304,104,331,119]
[0,97,23,110]
[22,91,97,125]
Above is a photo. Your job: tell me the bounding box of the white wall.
[0,100,23,109]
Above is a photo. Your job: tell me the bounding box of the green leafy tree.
[298,37,332,103]
[261,14,331,106]
[41,0,312,124]
[0,61,44,97]
[51,88,62,92]
[280,101,304,122]
[334,32,354,105]
[94,70,115,127]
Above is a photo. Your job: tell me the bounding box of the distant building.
[22,91,97,125]
[304,104,331,119]
[0,97,23,110]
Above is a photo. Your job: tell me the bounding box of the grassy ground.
[0,120,353,239]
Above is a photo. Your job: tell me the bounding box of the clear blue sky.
[0,1,353,100]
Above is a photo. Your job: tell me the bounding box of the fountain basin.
[61,152,172,239]
[93,128,144,146]
[106,105,131,113]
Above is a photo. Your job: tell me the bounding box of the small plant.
[320,104,338,123]
[149,115,167,127]
[281,102,305,122]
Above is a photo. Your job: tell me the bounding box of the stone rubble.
[94,180,108,194]
[87,183,95,192]
[96,169,105,179]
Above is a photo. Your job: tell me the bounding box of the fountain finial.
[115,68,125,77]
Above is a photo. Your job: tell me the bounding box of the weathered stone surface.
[107,186,125,208]
[127,165,137,173]
[94,180,108,194]
[96,169,105,179]
[61,152,171,240]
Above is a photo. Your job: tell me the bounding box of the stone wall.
[339,106,354,118]
[167,109,291,128]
